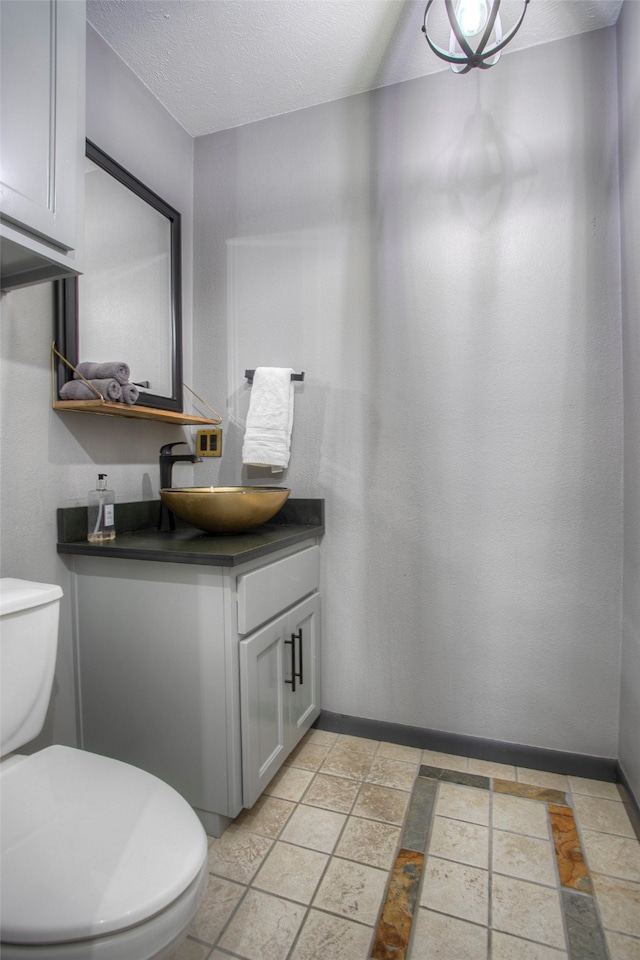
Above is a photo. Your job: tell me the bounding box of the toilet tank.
[0,579,63,757]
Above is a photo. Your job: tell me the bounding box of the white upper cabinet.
[0,0,85,290]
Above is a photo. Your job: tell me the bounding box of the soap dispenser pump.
[87,474,116,543]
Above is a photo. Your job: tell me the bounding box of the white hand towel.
[242,367,295,472]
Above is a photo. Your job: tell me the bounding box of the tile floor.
[169,730,640,960]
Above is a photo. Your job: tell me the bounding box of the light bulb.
[455,0,489,37]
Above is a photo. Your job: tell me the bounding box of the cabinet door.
[0,0,84,287]
[240,594,321,809]
[287,594,321,749]
[240,613,288,808]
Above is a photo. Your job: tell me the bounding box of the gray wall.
[1,18,631,771]
[193,26,623,759]
[0,26,195,748]
[618,1,640,798]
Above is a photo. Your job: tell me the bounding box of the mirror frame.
[54,139,183,412]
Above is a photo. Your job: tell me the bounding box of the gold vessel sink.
[159,486,290,534]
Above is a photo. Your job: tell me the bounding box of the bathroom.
[0,0,638,956]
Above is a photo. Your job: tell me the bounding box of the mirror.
[55,140,183,412]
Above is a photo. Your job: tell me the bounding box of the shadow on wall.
[447,101,534,229]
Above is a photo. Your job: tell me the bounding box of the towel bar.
[245,369,305,383]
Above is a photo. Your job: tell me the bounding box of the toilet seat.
[1,745,208,947]
[0,864,208,960]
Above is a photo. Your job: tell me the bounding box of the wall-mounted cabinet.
[1,0,85,291]
[69,541,321,836]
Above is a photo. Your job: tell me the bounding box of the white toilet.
[0,578,209,960]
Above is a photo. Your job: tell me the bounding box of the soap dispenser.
[87,474,116,543]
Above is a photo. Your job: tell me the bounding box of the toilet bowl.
[0,579,208,960]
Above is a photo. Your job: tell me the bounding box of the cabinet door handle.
[284,636,296,692]
[285,630,303,691]
[294,628,303,685]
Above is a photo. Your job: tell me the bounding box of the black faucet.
[158,442,201,531]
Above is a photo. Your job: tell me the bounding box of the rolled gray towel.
[120,382,139,405]
[74,361,130,385]
[59,378,122,402]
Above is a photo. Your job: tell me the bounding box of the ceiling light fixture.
[422,0,530,73]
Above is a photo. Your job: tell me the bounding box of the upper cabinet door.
[0,0,85,289]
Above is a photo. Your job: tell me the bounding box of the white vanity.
[59,500,323,836]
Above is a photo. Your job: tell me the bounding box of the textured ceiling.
[87,0,624,137]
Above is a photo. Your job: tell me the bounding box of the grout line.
[487,783,494,957]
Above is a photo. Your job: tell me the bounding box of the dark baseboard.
[616,761,640,842]
[314,711,619,782]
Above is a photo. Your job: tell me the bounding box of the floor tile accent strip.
[418,764,490,790]
[370,764,612,960]
[370,849,425,960]
[370,772,437,958]
[549,803,592,893]
[401,776,437,854]
[562,889,610,960]
[494,778,568,805]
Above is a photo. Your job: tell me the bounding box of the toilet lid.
[0,578,63,615]
[1,745,208,944]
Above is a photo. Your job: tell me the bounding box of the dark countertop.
[57,498,324,567]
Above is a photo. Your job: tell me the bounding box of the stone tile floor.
[169,730,640,960]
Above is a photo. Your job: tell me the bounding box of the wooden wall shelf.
[53,399,220,426]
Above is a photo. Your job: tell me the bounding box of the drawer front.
[237,546,319,635]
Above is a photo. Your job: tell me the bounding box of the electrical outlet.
[196,428,222,457]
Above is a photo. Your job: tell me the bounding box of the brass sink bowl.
[159,486,290,534]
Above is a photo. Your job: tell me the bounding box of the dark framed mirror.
[55,139,183,412]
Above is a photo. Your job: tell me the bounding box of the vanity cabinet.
[69,540,321,836]
[0,0,85,290]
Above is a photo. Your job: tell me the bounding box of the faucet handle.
[160,442,189,456]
